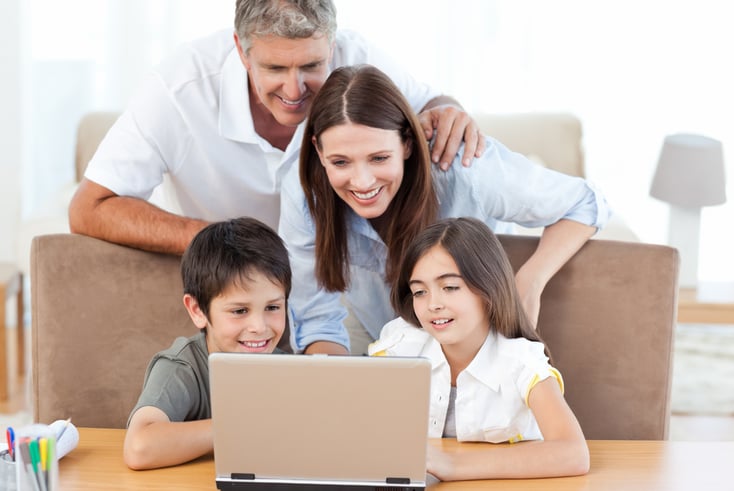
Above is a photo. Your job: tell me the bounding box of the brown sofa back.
[32,234,193,428]
[32,233,678,438]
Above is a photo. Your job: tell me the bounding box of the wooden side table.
[678,282,734,324]
[0,264,24,401]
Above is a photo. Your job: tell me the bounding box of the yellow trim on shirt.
[524,367,564,406]
[508,433,525,444]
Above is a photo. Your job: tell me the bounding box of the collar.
[218,49,258,144]
[218,49,307,157]
[462,331,503,391]
[423,336,449,371]
[346,209,384,243]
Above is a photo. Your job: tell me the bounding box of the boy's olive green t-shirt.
[127,331,284,427]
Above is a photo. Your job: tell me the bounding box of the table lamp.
[649,133,726,288]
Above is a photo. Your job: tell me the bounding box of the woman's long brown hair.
[300,65,438,291]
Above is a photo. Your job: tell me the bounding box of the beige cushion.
[75,112,120,182]
[473,112,585,178]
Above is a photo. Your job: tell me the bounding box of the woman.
[279,64,610,355]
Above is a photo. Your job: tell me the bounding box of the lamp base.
[668,205,701,289]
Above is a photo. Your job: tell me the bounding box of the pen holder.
[14,424,58,491]
[0,449,17,491]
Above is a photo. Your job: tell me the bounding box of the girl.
[279,64,610,355]
[369,217,590,480]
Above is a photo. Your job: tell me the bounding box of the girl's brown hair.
[391,217,549,356]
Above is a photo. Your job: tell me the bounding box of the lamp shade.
[649,133,726,207]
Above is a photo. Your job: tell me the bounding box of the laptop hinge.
[386,477,411,484]
[231,473,255,480]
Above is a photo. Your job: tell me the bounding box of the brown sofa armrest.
[500,235,678,440]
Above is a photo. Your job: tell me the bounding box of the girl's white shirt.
[369,317,563,442]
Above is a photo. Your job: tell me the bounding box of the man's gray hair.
[235,0,337,53]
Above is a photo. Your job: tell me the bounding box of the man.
[69,0,484,255]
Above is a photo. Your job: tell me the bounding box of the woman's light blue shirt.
[278,136,611,352]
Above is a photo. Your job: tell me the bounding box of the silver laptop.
[209,353,431,490]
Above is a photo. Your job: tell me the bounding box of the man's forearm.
[70,192,207,255]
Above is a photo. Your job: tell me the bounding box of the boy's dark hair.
[181,217,292,318]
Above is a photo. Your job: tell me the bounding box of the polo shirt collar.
[218,49,307,158]
[219,49,259,144]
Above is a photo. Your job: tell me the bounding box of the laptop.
[209,353,432,490]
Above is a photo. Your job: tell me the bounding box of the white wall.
[337,0,734,281]
[0,0,24,263]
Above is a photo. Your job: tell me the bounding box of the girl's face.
[409,245,490,356]
[315,122,410,220]
[184,271,287,354]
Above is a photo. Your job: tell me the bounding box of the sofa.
[32,232,678,439]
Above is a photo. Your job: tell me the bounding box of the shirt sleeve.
[84,71,190,200]
[513,341,564,407]
[437,137,611,230]
[278,169,350,352]
[127,356,201,426]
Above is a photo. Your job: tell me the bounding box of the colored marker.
[5,427,14,460]
[18,441,41,491]
[29,439,47,491]
[39,438,49,490]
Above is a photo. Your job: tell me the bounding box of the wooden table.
[60,428,733,490]
[678,281,734,324]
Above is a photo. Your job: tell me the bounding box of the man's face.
[236,32,333,127]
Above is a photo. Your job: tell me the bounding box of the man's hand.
[418,101,486,170]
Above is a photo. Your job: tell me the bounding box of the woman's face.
[315,122,410,220]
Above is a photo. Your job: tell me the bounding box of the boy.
[123,217,291,469]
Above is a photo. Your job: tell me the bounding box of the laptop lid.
[209,353,431,490]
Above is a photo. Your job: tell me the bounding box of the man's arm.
[68,178,208,255]
[418,95,486,170]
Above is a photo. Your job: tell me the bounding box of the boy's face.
[184,271,287,354]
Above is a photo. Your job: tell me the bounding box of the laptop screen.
[210,353,431,489]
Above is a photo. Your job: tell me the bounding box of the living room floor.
[1,325,734,440]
